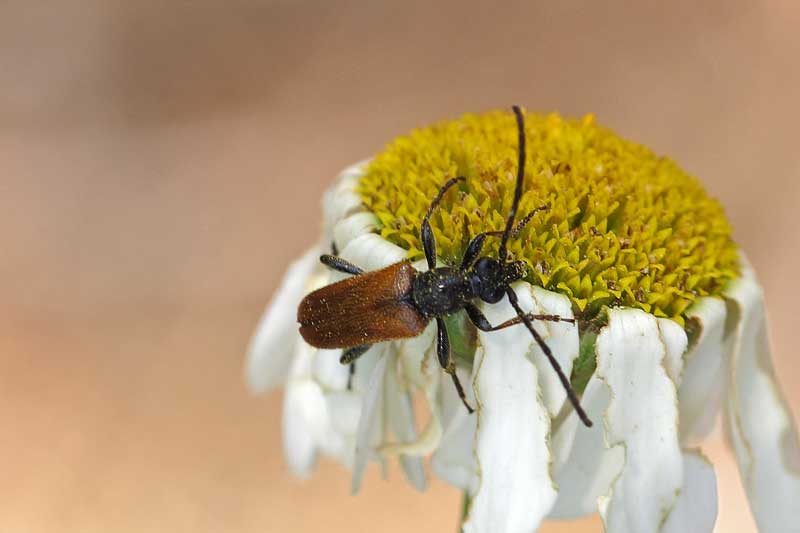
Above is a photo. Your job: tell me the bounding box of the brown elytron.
[298,262,427,348]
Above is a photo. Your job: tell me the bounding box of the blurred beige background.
[1,1,798,532]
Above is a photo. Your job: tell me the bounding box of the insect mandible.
[297,105,592,427]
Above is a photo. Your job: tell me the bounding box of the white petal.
[245,245,321,394]
[431,366,479,493]
[528,285,580,417]
[281,341,327,477]
[309,378,363,468]
[326,392,362,435]
[463,294,556,533]
[351,346,389,494]
[322,161,367,229]
[657,317,688,386]
[333,212,380,252]
[679,297,730,444]
[339,159,370,177]
[381,341,443,457]
[549,374,624,519]
[339,233,407,272]
[661,450,718,533]
[396,321,437,388]
[312,348,348,391]
[347,339,383,393]
[725,267,800,531]
[375,323,440,461]
[381,331,442,460]
[551,310,674,520]
[596,308,682,533]
[282,380,325,477]
[325,390,363,467]
[383,353,427,491]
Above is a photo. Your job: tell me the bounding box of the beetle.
[298,105,592,427]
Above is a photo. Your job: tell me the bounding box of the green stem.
[458,491,472,532]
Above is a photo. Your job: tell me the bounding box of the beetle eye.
[483,287,505,304]
[473,258,506,303]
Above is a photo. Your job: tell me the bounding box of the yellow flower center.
[358,109,739,325]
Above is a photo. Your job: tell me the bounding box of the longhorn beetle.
[298,106,592,427]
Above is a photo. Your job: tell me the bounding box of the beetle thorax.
[411,267,474,318]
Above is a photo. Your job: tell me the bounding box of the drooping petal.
[657,317,688,386]
[383,350,427,491]
[246,245,321,394]
[463,293,556,533]
[549,374,624,519]
[351,346,389,494]
[382,328,445,459]
[312,348,349,391]
[551,314,686,521]
[596,308,683,533]
[661,450,718,533]
[281,341,329,477]
[324,345,385,470]
[528,285,580,417]
[282,379,326,477]
[725,266,800,532]
[381,340,443,457]
[324,390,362,469]
[396,321,437,388]
[431,366,479,493]
[678,297,730,444]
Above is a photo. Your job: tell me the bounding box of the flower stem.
[458,491,471,532]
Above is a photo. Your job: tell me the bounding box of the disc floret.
[359,111,739,325]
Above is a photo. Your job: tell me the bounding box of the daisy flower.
[246,108,799,532]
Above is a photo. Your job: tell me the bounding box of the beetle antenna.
[506,286,593,427]
[424,176,466,222]
[500,107,591,425]
[499,105,526,263]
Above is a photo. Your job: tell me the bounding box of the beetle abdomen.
[298,262,429,349]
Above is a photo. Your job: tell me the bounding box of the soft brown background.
[1,1,798,532]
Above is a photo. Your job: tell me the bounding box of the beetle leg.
[486,313,575,329]
[421,220,437,271]
[348,362,356,390]
[464,302,575,331]
[421,177,465,270]
[341,346,369,393]
[436,317,474,414]
[460,233,487,270]
[320,254,364,276]
[340,344,371,365]
[435,317,451,369]
[340,344,371,390]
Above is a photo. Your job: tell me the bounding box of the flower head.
[247,109,799,532]
[360,110,739,323]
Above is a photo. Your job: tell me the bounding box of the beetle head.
[471,258,527,304]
